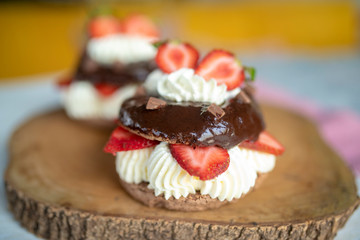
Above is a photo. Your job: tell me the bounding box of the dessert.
[57,13,159,122]
[104,41,285,211]
[5,108,359,239]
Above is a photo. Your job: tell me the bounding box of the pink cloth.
[256,83,360,175]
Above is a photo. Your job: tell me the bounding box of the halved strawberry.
[195,50,245,90]
[239,131,285,156]
[94,83,119,97]
[170,144,230,180]
[121,14,159,38]
[56,76,72,88]
[104,127,159,155]
[88,16,121,38]
[155,41,199,74]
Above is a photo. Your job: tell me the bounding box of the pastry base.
[119,173,267,212]
[119,180,228,211]
[5,106,359,240]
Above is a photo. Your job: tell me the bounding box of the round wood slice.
[5,106,359,240]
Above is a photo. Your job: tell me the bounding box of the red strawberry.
[94,83,119,97]
[239,131,285,156]
[155,41,199,74]
[88,16,121,38]
[195,50,245,90]
[104,127,159,155]
[170,144,230,180]
[121,14,159,38]
[56,76,72,88]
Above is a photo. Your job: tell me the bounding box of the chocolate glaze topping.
[119,91,265,149]
[73,52,156,87]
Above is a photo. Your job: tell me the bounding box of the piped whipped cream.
[116,147,154,184]
[143,69,168,96]
[115,142,276,201]
[87,34,157,66]
[146,68,240,105]
[61,81,137,120]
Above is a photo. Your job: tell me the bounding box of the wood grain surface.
[4,106,359,240]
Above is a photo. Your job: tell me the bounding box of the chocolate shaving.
[83,59,99,74]
[244,83,256,95]
[146,97,167,110]
[207,103,225,119]
[113,60,124,73]
[237,91,251,104]
[134,86,146,96]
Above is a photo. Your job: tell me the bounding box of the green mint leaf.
[152,40,167,49]
[244,66,256,81]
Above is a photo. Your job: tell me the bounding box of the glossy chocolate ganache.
[73,52,157,87]
[119,89,265,149]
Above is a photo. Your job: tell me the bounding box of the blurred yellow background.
[0,0,358,80]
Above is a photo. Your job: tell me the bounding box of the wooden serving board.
[5,106,359,240]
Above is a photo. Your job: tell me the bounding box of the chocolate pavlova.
[57,13,159,122]
[104,41,284,211]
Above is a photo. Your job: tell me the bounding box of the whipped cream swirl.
[143,69,168,96]
[116,142,276,201]
[61,81,137,120]
[146,142,202,199]
[116,147,154,184]
[156,68,240,105]
[87,34,157,65]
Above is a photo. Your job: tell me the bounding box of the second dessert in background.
[105,41,285,211]
[58,12,160,122]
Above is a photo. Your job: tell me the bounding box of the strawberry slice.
[104,127,159,155]
[94,83,119,97]
[195,50,245,90]
[56,76,72,88]
[155,41,199,74]
[170,144,230,180]
[239,131,285,156]
[121,14,159,38]
[88,16,121,38]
